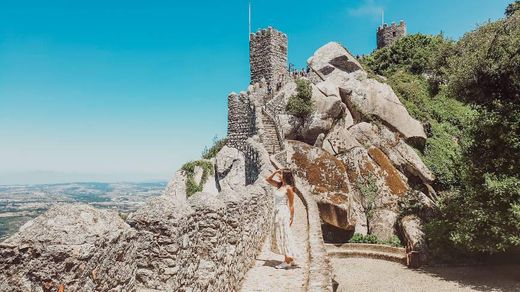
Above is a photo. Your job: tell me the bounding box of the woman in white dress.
[266,169,299,269]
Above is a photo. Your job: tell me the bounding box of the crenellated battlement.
[249,26,288,91]
[249,26,288,42]
[377,20,407,49]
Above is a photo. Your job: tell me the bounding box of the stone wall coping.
[294,177,333,291]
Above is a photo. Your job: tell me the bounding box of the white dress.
[271,185,299,258]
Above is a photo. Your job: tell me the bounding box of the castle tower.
[377,20,407,49]
[249,27,288,88]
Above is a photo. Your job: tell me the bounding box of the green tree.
[436,11,520,253]
[362,34,454,77]
[286,78,314,117]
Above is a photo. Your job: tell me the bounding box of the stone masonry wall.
[377,21,407,49]
[126,138,274,291]
[227,92,256,152]
[0,139,275,292]
[128,189,271,290]
[250,27,288,91]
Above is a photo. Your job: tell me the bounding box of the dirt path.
[332,258,520,292]
[240,195,309,291]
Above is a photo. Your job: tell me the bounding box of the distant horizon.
[0,170,168,185]
[0,0,511,185]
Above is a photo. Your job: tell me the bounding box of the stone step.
[325,243,407,265]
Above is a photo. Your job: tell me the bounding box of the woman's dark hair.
[281,170,295,188]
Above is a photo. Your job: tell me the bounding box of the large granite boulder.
[300,83,345,144]
[0,204,136,292]
[164,170,189,204]
[165,160,218,203]
[398,215,428,267]
[300,112,335,145]
[307,43,427,144]
[345,76,427,145]
[278,114,303,140]
[350,122,435,184]
[287,140,367,234]
[338,145,409,240]
[215,146,246,192]
[307,42,363,79]
[322,117,359,155]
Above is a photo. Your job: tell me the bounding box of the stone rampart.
[377,21,407,49]
[250,27,288,90]
[227,92,257,152]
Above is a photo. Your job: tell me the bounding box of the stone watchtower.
[249,27,288,89]
[377,20,407,49]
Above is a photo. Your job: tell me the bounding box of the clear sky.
[0,0,511,184]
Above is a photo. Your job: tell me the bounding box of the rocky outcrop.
[322,118,359,155]
[287,140,367,234]
[350,122,434,184]
[337,145,408,240]
[398,215,427,267]
[0,204,136,291]
[215,146,246,192]
[278,114,303,140]
[164,165,218,204]
[307,42,427,145]
[300,83,345,144]
[164,170,189,204]
[307,42,363,78]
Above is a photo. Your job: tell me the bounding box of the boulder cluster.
[276,42,435,253]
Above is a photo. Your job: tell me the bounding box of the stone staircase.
[260,110,282,155]
[325,243,407,265]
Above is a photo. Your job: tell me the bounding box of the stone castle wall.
[227,92,257,152]
[0,139,276,292]
[377,21,407,49]
[250,27,288,89]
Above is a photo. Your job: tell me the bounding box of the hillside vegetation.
[362,4,520,259]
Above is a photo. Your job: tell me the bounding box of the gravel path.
[240,195,309,291]
[332,258,520,292]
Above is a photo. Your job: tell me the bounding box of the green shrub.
[349,233,380,244]
[356,174,379,220]
[202,135,228,159]
[438,11,520,254]
[348,233,403,247]
[383,236,404,248]
[286,78,314,117]
[181,160,214,197]
[362,34,454,77]
[387,71,475,189]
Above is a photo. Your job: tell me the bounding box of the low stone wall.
[120,138,276,291]
[294,178,334,291]
[128,184,273,291]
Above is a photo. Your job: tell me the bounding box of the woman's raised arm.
[266,169,282,187]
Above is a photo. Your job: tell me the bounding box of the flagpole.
[249,0,252,37]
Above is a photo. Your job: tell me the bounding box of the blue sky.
[0,0,511,184]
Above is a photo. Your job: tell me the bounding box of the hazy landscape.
[0,182,166,241]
